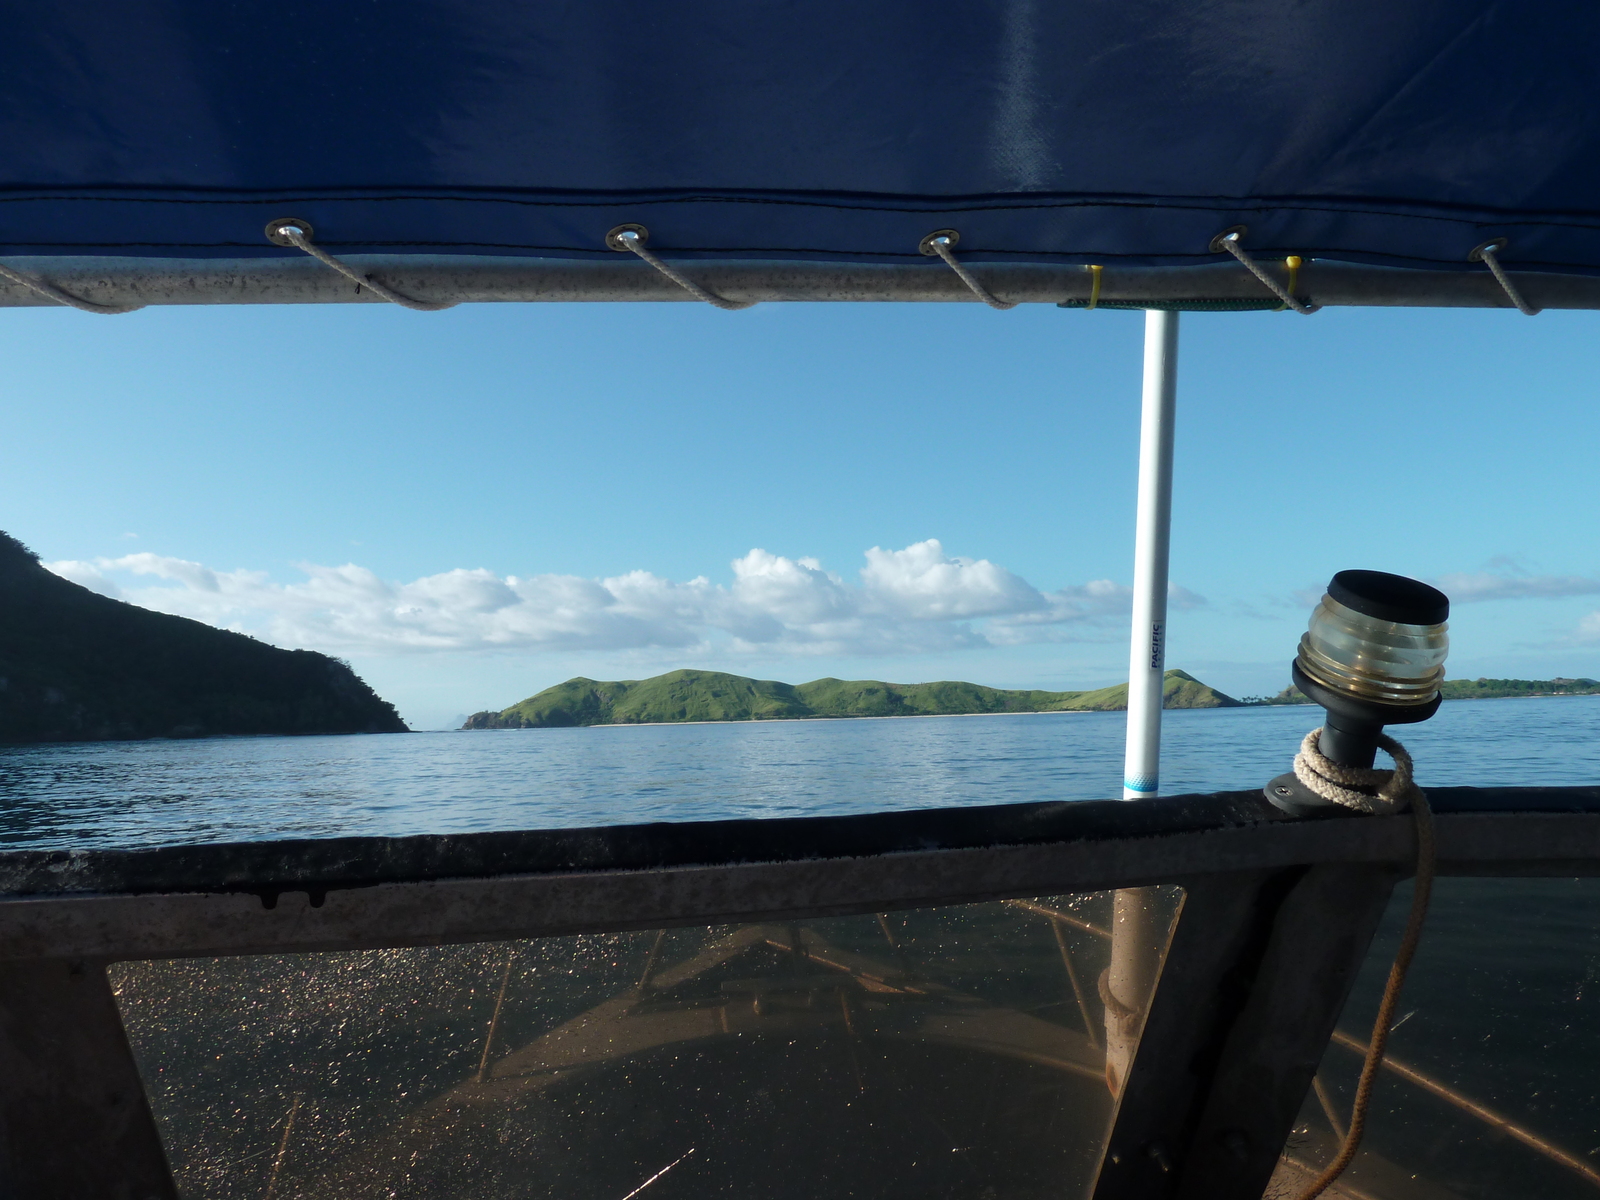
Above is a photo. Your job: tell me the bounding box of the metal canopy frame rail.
[1,786,1598,1200]
[4,256,1600,311]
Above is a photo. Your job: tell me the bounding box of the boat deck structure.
[2,785,1597,1198]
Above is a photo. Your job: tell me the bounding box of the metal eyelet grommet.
[606,224,650,251]
[1468,237,1509,263]
[1208,226,1248,254]
[265,217,315,247]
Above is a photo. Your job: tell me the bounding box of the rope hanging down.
[267,221,455,311]
[920,231,1018,310]
[1211,228,1318,314]
[606,226,754,310]
[1291,728,1436,1200]
[0,262,140,314]
[1470,240,1539,315]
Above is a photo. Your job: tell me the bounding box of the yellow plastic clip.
[1278,256,1302,311]
[1086,264,1103,310]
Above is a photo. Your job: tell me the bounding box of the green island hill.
[0,531,407,743]
[1247,677,1600,705]
[462,668,1241,729]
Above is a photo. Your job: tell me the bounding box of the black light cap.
[1326,569,1449,626]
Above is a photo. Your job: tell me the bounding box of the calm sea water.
[1,697,1597,849]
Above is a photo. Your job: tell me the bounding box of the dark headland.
[0,531,406,743]
[463,668,1241,729]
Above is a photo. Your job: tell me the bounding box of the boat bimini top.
[3,6,1600,1200]
[4,0,1600,313]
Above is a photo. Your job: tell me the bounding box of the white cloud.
[45,559,124,598]
[1435,570,1600,603]
[44,538,1200,660]
[1286,561,1600,611]
[860,541,1045,619]
[981,580,1208,645]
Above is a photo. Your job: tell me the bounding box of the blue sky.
[6,298,1599,729]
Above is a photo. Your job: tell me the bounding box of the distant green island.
[0,530,407,743]
[1247,678,1600,705]
[462,668,1241,729]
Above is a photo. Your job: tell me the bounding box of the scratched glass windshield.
[1271,877,1600,1200]
[113,889,1182,1200]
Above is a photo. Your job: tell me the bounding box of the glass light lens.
[1297,594,1448,705]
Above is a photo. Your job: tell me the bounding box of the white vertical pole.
[1105,309,1180,1095]
[1122,309,1179,800]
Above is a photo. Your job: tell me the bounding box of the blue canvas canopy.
[3,0,1598,306]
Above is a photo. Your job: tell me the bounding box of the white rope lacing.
[0,262,140,314]
[609,228,754,310]
[1470,240,1539,316]
[921,232,1017,310]
[1292,728,1421,815]
[271,223,455,312]
[1288,725,1436,1200]
[1212,229,1318,314]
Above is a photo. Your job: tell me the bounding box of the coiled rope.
[1291,728,1436,1200]
[609,227,754,310]
[921,232,1018,310]
[271,223,455,311]
[0,262,140,314]
[1294,728,1422,816]
[1096,966,1141,1092]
